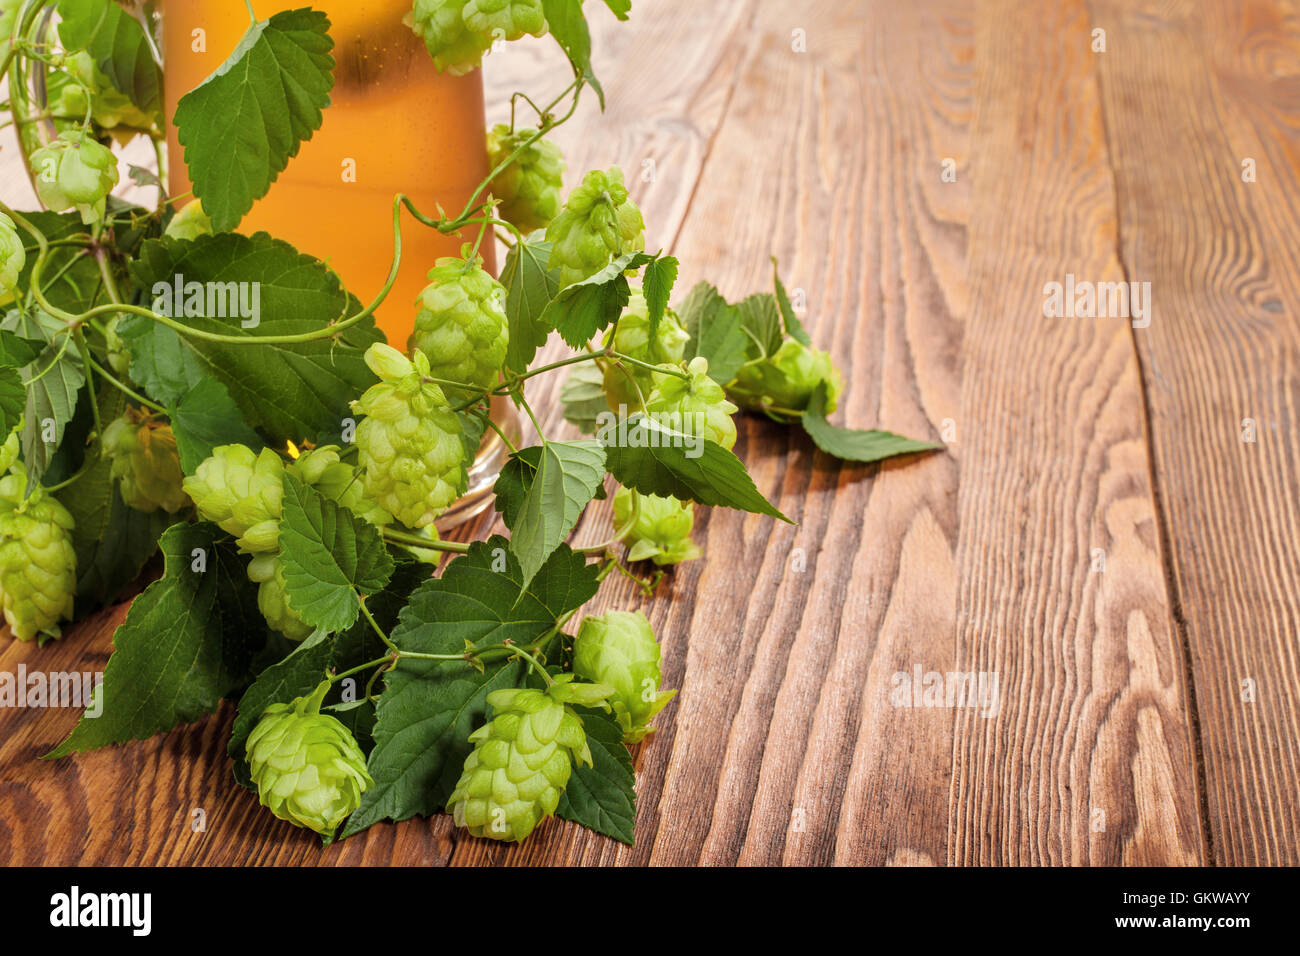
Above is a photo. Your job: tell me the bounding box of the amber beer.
[160,0,496,345]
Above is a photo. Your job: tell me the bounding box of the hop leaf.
[246,681,374,835]
[0,471,77,642]
[601,288,689,411]
[102,414,190,514]
[545,168,645,288]
[0,212,25,300]
[408,256,508,392]
[182,444,285,553]
[729,339,845,418]
[573,610,676,743]
[613,486,700,566]
[487,124,565,234]
[29,130,120,224]
[644,356,739,451]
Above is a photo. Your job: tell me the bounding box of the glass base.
[435,394,521,533]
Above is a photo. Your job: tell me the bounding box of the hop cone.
[573,610,676,743]
[408,256,508,391]
[486,124,564,233]
[447,677,613,842]
[729,340,844,417]
[462,0,547,41]
[163,199,213,242]
[352,344,468,528]
[0,211,25,300]
[246,553,314,642]
[601,289,690,410]
[644,356,739,450]
[288,445,393,530]
[0,472,76,642]
[405,0,489,75]
[103,414,189,514]
[545,168,645,287]
[246,681,373,835]
[613,486,700,566]
[182,444,284,553]
[57,51,156,132]
[29,130,119,224]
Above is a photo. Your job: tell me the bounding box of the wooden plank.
[1091,0,1300,865]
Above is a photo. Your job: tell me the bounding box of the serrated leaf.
[57,0,163,124]
[170,377,265,474]
[19,342,86,488]
[125,233,381,443]
[0,368,23,438]
[500,440,606,584]
[47,523,277,757]
[735,292,785,360]
[680,282,748,385]
[174,9,334,232]
[800,384,942,463]
[0,330,41,369]
[559,362,609,434]
[501,239,561,372]
[556,706,635,845]
[771,258,810,346]
[543,252,653,348]
[602,414,790,521]
[340,538,599,837]
[229,633,337,788]
[642,255,678,340]
[278,473,394,633]
[542,0,605,108]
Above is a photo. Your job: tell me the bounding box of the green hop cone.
[545,167,646,288]
[573,610,676,743]
[0,211,25,300]
[182,444,284,553]
[29,130,120,225]
[601,289,690,411]
[486,123,564,234]
[447,676,613,843]
[103,316,130,376]
[57,51,157,132]
[729,339,845,418]
[407,256,508,391]
[246,553,314,642]
[405,0,489,75]
[644,356,739,451]
[288,445,392,530]
[613,486,701,566]
[102,414,189,514]
[246,681,373,835]
[352,344,468,528]
[163,199,213,242]
[462,0,547,41]
[0,471,76,642]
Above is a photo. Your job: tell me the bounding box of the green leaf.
[3,314,87,487]
[771,258,810,346]
[57,0,163,124]
[170,377,265,474]
[173,9,335,232]
[559,362,609,434]
[542,0,605,108]
[642,255,678,340]
[125,233,381,443]
[800,384,943,463]
[543,252,653,348]
[0,330,41,369]
[602,414,791,521]
[735,292,785,360]
[556,706,636,845]
[0,368,23,438]
[47,523,277,757]
[331,559,430,674]
[498,440,606,585]
[340,537,599,837]
[229,632,337,788]
[601,0,633,20]
[278,472,394,633]
[680,282,748,385]
[501,239,561,373]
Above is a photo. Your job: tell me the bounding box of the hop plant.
[352,344,468,528]
[729,340,845,418]
[613,486,701,566]
[645,356,739,451]
[462,0,547,42]
[601,289,690,410]
[163,199,213,242]
[573,610,676,743]
[408,256,508,391]
[546,168,645,287]
[246,553,314,642]
[288,446,392,530]
[447,677,613,842]
[182,444,285,553]
[0,471,76,642]
[486,124,565,234]
[56,51,157,132]
[0,211,25,300]
[246,681,373,835]
[405,0,490,75]
[102,414,189,514]
[0,423,19,475]
[29,130,120,225]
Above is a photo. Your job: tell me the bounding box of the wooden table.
[3,0,1299,866]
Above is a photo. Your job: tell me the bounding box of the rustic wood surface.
[1,0,1297,866]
